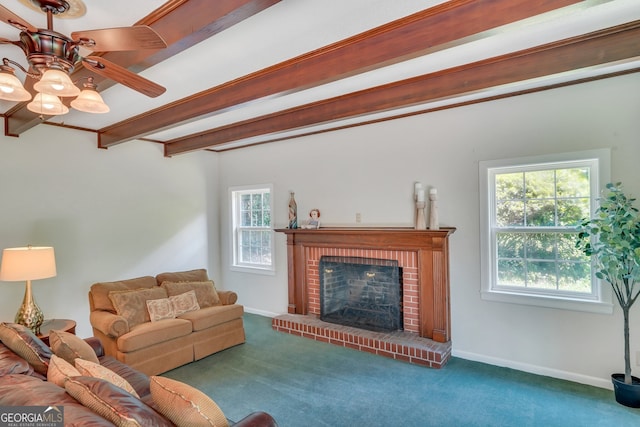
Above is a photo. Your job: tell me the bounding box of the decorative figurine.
[304,208,321,229]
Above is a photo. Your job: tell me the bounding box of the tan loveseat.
[89,269,245,375]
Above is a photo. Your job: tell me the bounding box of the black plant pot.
[611,374,640,408]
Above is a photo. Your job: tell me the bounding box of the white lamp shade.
[0,246,56,281]
[0,72,32,102]
[71,88,110,113]
[27,93,69,115]
[33,68,80,97]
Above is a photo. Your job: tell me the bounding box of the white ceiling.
[1,0,639,152]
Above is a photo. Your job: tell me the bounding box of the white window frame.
[230,184,275,275]
[479,149,612,314]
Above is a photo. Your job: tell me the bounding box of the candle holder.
[415,201,426,230]
[429,189,439,230]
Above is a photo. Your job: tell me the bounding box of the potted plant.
[576,182,640,407]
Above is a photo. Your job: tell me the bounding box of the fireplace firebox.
[320,256,402,332]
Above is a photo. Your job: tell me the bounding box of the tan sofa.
[88,269,245,376]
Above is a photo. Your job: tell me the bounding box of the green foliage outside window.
[237,190,272,266]
[495,167,592,293]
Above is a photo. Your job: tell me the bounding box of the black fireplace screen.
[319,256,402,332]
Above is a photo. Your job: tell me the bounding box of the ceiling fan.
[0,0,167,115]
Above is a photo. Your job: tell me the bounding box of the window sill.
[480,289,613,314]
[230,265,275,276]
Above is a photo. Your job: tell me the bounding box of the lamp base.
[15,280,44,334]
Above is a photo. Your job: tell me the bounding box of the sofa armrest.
[231,411,278,427]
[217,290,238,305]
[90,310,130,338]
[83,337,105,358]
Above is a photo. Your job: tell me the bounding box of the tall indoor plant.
[576,182,640,407]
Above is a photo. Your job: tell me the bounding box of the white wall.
[0,125,217,337]
[217,73,640,388]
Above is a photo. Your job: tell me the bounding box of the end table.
[37,319,77,346]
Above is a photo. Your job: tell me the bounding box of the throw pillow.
[75,358,140,398]
[108,287,168,327]
[65,376,173,427]
[0,322,52,375]
[161,280,220,308]
[49,330,100,365]
[47,354,80,387]
[150,376,228,427]
[146,298,175,322]
[169,290,200,316]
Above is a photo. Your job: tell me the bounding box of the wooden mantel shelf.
[275,226,456,343]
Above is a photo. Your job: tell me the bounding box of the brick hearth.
[273,314,452,368]
[274,227,455,368]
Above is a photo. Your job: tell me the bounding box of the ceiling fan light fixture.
[33,68,80,97]
[0,67,32,102]
[27,93,69,115]
[71,87,109,113]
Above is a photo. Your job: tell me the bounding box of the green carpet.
[163,314,639,426]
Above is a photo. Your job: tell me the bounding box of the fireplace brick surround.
[274,227,455,368]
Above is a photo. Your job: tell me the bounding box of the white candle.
[417,189,425,202]
[430,188,437,196]
[414,182,422,196]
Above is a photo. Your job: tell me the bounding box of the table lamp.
[0,246,57,334]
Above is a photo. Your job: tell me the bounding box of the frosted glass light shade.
[0,71,32,102]
[33,68,80,97]
[71,88,110,113]
[0,246,57,281]
[27,93,69,115]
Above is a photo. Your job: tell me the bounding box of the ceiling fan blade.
[0,5,37,32]
[72,26,167,51]
[83,56,166,98]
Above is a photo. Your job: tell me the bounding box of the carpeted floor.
[163,313,639,426]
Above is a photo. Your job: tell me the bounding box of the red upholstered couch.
[0,323,277,426]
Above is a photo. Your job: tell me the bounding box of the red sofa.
[0,323,277,426]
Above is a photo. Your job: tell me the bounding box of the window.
[230,185,274,274]
[479,150,612,313]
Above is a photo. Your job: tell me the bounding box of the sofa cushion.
[0,374,122,425]
[90,276,157,313]
[179,304,244,332]
[47,354,80,387]
[0,322,51,375]
[65,376,173,427]
[75,358,140,398]
[146,298,175,322]
[150,375,229,427]
[99,355,152,400]
[116,318,192,353]
[109,287,169,327]
[155,268,208,285]
[49,330,100,365]
[162,280,221,308]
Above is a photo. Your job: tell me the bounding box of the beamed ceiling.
[1,0,639,156]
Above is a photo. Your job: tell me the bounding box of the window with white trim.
[231,185,274,274]
[479,150,612,313]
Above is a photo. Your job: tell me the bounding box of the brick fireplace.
[273,227,455,368]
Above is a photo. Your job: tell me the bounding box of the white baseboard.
[244,307,280,318]
[452,350,613,390]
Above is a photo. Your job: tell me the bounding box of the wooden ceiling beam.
[164,22,640,156]
[98,0,582,148]
[3,0,280,137]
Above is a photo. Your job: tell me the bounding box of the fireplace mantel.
[276,227,455,343]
